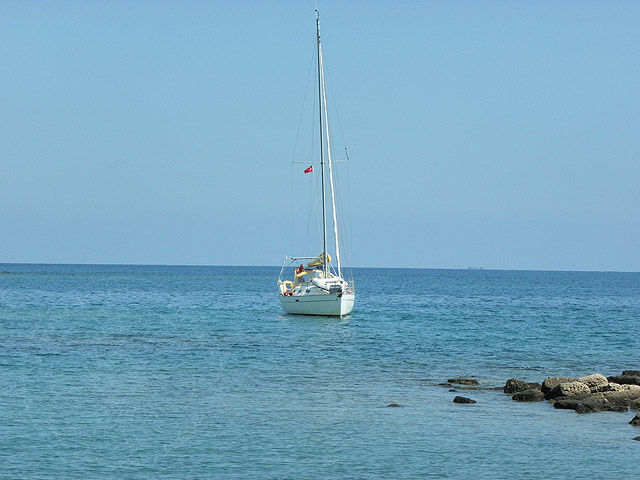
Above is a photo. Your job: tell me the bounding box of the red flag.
[304,165,313,174]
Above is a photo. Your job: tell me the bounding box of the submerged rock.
[453,396,477,404]
[630,413,640,426]
[448,378,479,386]
[386,403,401,408]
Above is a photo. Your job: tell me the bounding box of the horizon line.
[0,261,638,274]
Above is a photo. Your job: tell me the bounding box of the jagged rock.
[448,378,479,386]
[544,381,591,400]
[504,378,531,395]
[622,370,640,377]
[578,374,609,391]
[453,396,476,404]
[542,377,577,394]
[512,389,545,402]
[631,413,640,426]
[608,375,640,386]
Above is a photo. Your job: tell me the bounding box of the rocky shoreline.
[447,370,640,441]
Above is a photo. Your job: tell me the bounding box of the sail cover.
[307,252,332,267]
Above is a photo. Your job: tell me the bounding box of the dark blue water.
[1,264,639,479]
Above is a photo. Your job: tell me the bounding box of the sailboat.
[277,11,355,317]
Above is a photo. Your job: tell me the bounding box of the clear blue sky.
[2,1,638,271]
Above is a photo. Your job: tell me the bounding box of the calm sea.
[1,264,639,479]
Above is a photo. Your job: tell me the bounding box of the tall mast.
[316,11,328,276]
[318,35,342,280]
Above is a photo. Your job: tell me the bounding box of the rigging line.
[324,66,350,158]
[302,168,321,257]
[291,160,294,255]
[291,42,317,164]
[334,167,351,272]
[346,159,354,280]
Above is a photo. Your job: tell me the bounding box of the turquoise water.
[1,264,639,479]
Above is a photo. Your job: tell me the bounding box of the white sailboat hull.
[277,14,355,318]
[280,292,355,317]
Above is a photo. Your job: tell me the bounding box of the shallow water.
[1,265,639,478]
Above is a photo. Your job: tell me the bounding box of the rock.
[448,378,479,386]
[553,398,583,410]
[591,383,619,393]
[578,374,609,391]
[544,381,591,400]
[633,436,640,441]
[575,391,640,409]
[553,395,628,413]
[616,384,640,392]
[512,389,545,402]
[575,403,627,414]
[504,378,531,395]
[608,406,629,413]
[449,389,457,392]
[386,403,401,407]
[600,389,640,408]
[622,370,640,377]
[575,403,597,414]
[631,413,640,426]
[608,375,640,386]
[601,383,640,393]
[453,396,477,404]
[542,377,577,394]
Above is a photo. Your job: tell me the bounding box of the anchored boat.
[277,11,355,317]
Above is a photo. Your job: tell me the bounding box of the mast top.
[315,10,321,42]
